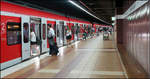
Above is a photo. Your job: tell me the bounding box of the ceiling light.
[69,0,108,24]
[111,17,116,21]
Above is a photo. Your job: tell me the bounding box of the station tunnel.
[0,0,150,78]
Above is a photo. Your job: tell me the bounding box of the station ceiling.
[4,0,124,25]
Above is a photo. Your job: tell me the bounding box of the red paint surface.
[93,24,96,33]
[0,15,21,63]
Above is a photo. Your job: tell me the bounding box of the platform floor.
[3,34,127,78]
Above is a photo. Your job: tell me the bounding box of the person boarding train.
[48,24,59,55]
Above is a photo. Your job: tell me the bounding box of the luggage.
[103,32,109,40]
[83,33,87,40]
[66,35,72,40]
[51,42,59,55]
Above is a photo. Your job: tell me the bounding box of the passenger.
[66,30,73,47]
[81,27,84,40]
[76,26,80,41]
[47,24,55,55]
[83,29,87,40]
[91,27,95,38]
[30,28,37,55]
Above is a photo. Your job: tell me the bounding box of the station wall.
[121,1,150,76]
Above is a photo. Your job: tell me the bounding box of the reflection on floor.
[3,34,127,78]
[31,45,40,56]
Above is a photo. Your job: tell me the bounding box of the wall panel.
[121,2,150,76]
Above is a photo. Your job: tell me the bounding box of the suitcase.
[51,43,59,55]
[103,32,109,40]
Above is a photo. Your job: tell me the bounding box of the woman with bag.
[30,28,37,55]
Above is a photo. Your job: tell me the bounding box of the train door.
[56,21,59,46]
[21,16,31,60]
[56,21,64,47]
[79,24,83,40]
[74,23,77,41]
[41,18,47,53]
[74,23,79,41]
[71,23,75,42]
[30,17,41,56]
[63,21,67,45]
[77,23,80,40]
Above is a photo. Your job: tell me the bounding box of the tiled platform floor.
[3,34,127,78]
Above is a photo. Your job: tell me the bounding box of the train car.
[0,1,93,70]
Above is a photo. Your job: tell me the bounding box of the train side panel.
[1,15,21,69]
[0,1,93,70]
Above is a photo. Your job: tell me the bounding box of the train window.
[43,24,46,40]
[7,22,21,45]
[56,24,59,37]
[47,24,50,36]
[23,23,29,43]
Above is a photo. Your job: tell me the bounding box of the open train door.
[56,20,64,47]
[21,16,31,60]
[74,23,78,41]
[56,20,59,46]
[63,21,67,45]
[41,18,47,53]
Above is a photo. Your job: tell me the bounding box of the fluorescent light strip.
[69,0,106,23]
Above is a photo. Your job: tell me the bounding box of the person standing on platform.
[48,24,55,55]
[83,28,87,40]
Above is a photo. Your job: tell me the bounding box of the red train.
[0,1,102,70]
